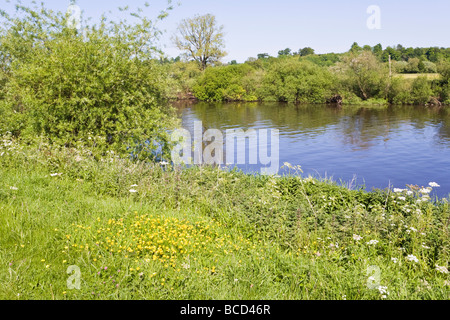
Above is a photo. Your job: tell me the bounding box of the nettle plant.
[0,1,177,161]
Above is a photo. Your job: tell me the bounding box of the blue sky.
[3,0,450,62]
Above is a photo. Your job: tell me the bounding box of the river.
[175,101,450,198]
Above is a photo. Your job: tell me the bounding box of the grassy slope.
[0,140,449,300]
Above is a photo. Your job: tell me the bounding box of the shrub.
[410,77,433,105]
[260,58,334,103]
[0,2,176,161]
[192,64,257,101]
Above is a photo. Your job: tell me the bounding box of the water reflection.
[174,101,450,197]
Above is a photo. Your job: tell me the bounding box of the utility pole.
[389,55,392,78]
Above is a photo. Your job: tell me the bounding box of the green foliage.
[411,77,433,105]
[192,64,258,101]
[299,47,315,57]
[261,58,334,103]
[173,14,226,70]
[0,1,177,161]
[338,51,389,100]
[388,78,413,105]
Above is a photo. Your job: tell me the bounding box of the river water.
[175,101,450,198]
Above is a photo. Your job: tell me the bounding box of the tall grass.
[0,136,448,300]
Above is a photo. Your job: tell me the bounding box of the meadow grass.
[0,137,448,300]
[394,73,441,80]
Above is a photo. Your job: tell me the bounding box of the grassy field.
[395,73,441,80]
[0,137,449,300]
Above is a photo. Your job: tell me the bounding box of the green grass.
[395,73,441,80]
[0,138,449,300]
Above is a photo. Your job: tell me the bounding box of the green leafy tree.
[278,48,292,57]
[350,42,362,53]
[173,14,226,70]
[299,47,315,56]
[339,51,389,100]
[372,43,383,56]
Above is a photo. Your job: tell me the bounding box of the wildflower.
[129,189,138,193]
[160,161,169,165]
[421,244,430,249]
[366,240,379,245]
[342,295,346,300]
[406,191,413,196]
[428,182,440,187]
[391,258,398,264]
[10,186,18,190]
[283,162,293,168]
[398,197,406,201]
[378,286,389,296]
[419,188,431,194]
[435,265,448,274]
[406,255,419,263]
[353,234,363,241]
[130,184,138,187]
[394,188,406,193]
[50,173,61,177]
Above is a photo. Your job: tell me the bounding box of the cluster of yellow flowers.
[68,213,250,269]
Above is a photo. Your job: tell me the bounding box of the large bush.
[260,58,334,103]
[192,64,258,101]
[0,2,176,160]
[336,51,389,101]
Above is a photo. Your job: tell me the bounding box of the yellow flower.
[63,260,67,264]
[41,259,45,262]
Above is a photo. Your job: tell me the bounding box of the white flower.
[234,279,239,283]
[398,197,406,201]
[342,295,347,300]
[406,191,413,196]
[377,286,389,296]
[129,189,138,193]
[409,227,417,232]
[391,258,398,263]
[406,254,419,263]
[130,184,138,187]
[50,173,61,177]
[421,244,430,249]
[10,186,18,190]
[366,240,379,245]
[160,161,169,166]
[353,234,363,241]
[429,182,440,187]
[394,188,405,193]
[419,188,431,194]
[435,265,448,274]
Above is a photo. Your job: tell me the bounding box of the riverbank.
[1,138,448,299]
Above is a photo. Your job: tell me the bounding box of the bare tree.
[173,14,226,70]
